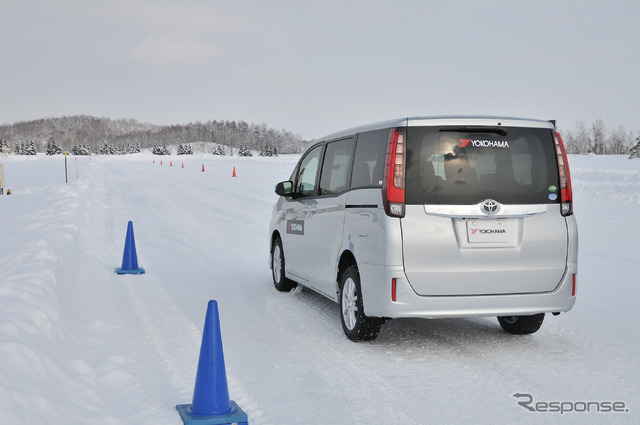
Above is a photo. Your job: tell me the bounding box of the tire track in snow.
[124,281,201,399]
[123,276,266,424]
[263,287,418,424]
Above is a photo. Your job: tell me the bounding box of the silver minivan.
[269,116,578,341]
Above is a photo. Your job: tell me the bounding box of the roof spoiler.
[548,119,557,129]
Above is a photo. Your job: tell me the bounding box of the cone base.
[176,401,248,425]
[115,267,145,275]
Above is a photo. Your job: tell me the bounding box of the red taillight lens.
[383,128,406,218]
[393,133,405,189]
[572,274,576,296]
[553,131,573,216]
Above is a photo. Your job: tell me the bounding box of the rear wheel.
[339,265,383,342]
[271,237,296,292]
[498,313,545,335]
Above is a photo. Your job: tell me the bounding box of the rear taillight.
[382,128,406,218]
[553,130,573,216]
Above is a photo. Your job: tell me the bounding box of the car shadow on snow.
[280,286,577,357]
[377,316,511,345]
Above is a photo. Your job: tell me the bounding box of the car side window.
[351,129,388,189]
[295,144,323,197]
[319,138,354,196]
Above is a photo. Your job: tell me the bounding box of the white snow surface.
[0,153,638,425]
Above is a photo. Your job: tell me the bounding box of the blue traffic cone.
[115,221,145,275]
[176,300,248,425]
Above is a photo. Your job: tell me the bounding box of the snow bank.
[570,154,640,204]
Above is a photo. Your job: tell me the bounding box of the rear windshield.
[405,126,560,205]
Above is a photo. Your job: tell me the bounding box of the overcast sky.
[1,0,638,139]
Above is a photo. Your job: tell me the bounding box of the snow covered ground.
[0,153,638,425]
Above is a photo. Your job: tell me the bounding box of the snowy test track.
[1,154,639,424]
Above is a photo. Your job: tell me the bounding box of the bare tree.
[591,119,607,155]
[608,125,633,155]
[573,121,591,155]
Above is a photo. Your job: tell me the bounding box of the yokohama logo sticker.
[460,139,510,148]
[470,228,506,235]
[287,220,304,235]
[467,220,509,243]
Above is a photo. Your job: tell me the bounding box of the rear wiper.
[440,127,508,136]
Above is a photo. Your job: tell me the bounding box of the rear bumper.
[359,262,577,319]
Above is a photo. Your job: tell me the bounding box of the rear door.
[306,137,355,297]
[401,125,568,296]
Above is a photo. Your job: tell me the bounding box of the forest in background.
[0,115,310,155]
[1,115,639,157]
[559,119,638,155]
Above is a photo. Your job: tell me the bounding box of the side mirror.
[275,181,294,197]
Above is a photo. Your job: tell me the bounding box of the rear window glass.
[405,126,559,205]
[319,138,354,196]
[351,129,388,189]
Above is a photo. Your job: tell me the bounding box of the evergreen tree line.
[12,140,37,155]
[630,138,640,159]
[559,119,639,156]
[0,115,310,155]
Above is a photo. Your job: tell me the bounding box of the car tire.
[340,265,383,342]
[271,237,297,292]
[498,313,545,335]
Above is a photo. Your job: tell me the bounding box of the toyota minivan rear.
[269,116,578,341]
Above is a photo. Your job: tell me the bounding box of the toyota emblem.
[481,199,500,215]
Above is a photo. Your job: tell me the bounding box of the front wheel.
[339,265,383,342]
[498,313,545,335]
[271,237,296,292]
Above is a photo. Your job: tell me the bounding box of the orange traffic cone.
[202,164,205,172]
[232,167,237,177]
[160,160,163,165]
[181,162,184,168]
[170,161,173,167]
